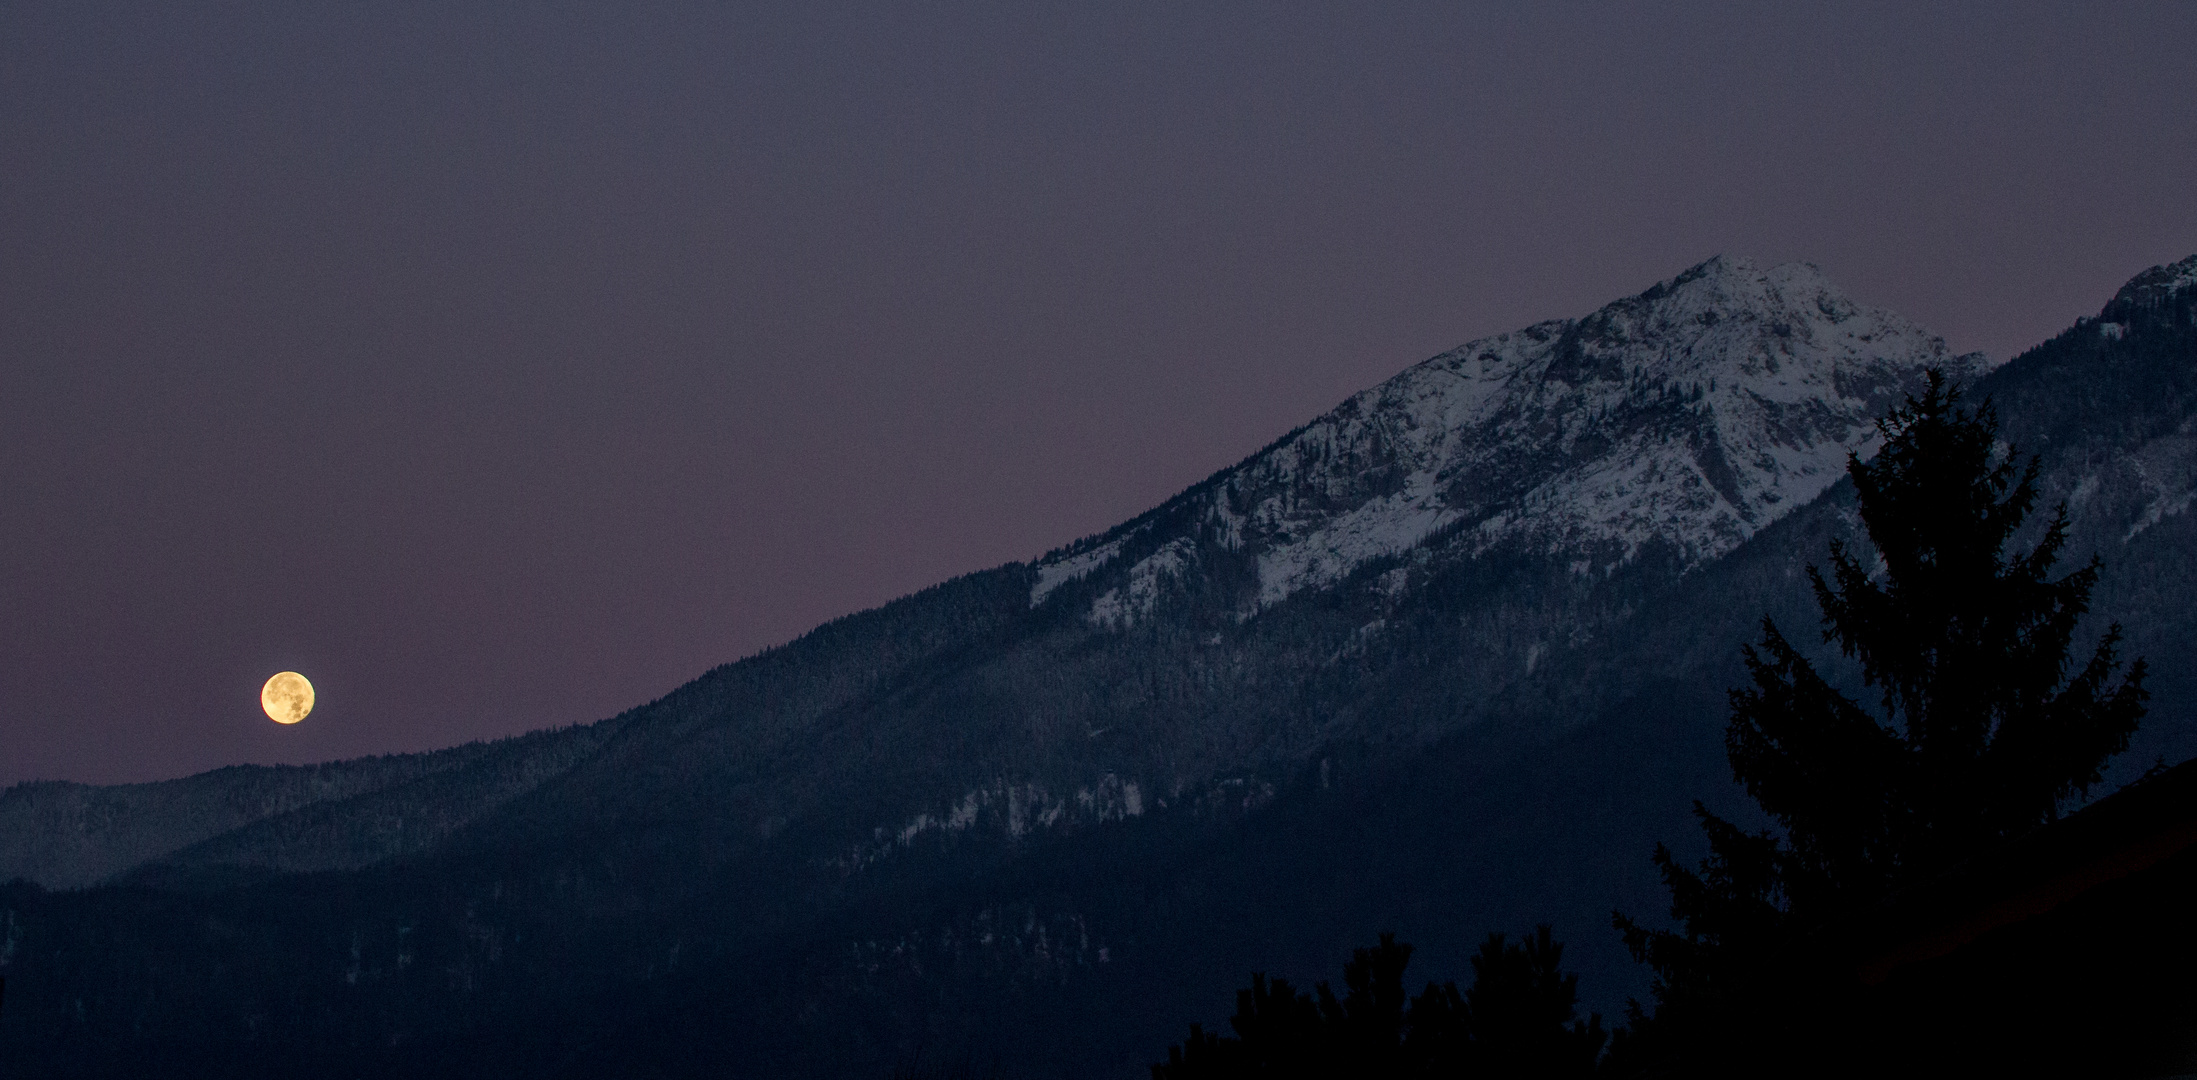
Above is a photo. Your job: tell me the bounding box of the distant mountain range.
[4,254,2193,1078]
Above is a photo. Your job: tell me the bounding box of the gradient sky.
[4,2,2194,786]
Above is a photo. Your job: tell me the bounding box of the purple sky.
[4,2,2195,786]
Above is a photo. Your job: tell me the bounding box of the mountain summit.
[1035,256,1987,625]
[0,257,1990,888]
[2107,252,2197,313]
[21,256,2197,1080]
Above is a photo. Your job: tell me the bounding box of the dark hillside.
[3,257,2193,1077]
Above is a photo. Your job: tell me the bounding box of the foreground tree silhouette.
[1613,371,2148,1068]
[1153,928,1602,1078]
[1407,926,1606,1078]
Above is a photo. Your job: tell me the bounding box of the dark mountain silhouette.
[2,255,2193,1077]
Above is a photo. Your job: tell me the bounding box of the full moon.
[261,671,314,725]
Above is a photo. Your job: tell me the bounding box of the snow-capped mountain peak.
[2105,253,2197,314]
[1034,257,1991,621]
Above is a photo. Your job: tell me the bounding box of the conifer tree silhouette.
[1459,927,1605,1078]
[1613,371,2148,1068]
[1314,933,1414,1075]
[1154,928,1601,1078]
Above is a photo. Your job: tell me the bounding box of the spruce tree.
[1615,371,2147,1063]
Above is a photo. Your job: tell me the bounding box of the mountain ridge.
[0,256,1993,889]
[4,253,2195,1080]
[1029,256,1986,629]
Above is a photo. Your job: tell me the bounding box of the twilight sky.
[4,2,2194,786]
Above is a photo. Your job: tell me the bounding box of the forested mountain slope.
[0,724,615,889]
[3,256,2192,1079]
[0,257,1978,888]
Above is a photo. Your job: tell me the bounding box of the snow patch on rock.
[2110,254,2197,311]
[1088,538,1197,628]
[837,774,1150,873]
[1030,538,1125,607]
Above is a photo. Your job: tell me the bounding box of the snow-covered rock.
[2107,253,2197,312]
[1034,257,1991,616]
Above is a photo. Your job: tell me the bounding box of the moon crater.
[262,671,314,725]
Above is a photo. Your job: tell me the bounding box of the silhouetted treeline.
[1154,928,1602,1079]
